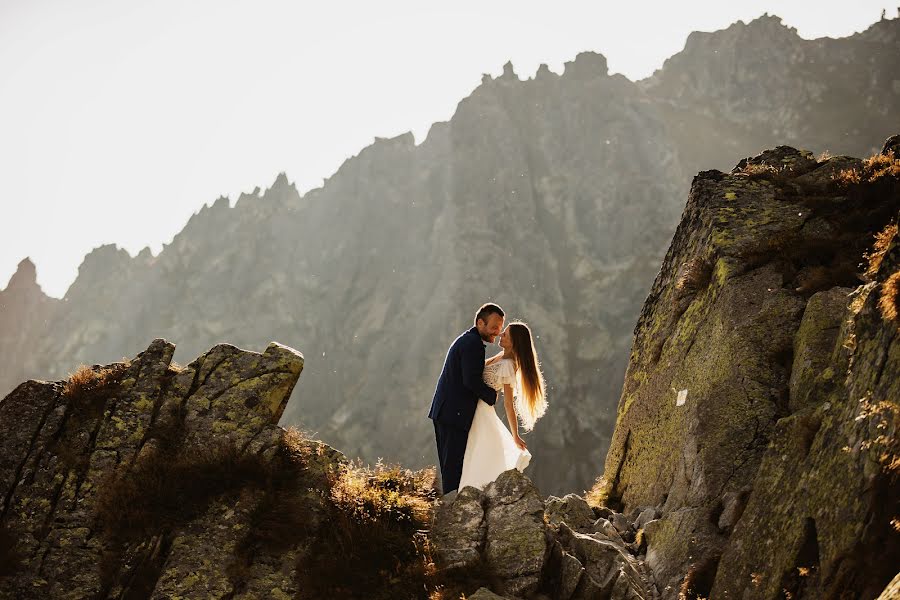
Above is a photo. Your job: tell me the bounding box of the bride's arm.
[503,383,526,449]
[485,352,504,365]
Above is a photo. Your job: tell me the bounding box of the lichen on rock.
[600,136,900,598]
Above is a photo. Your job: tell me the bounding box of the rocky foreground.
[2,137,900,599]
[0,334,655,599]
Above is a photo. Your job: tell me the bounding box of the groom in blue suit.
[428,303,505,497]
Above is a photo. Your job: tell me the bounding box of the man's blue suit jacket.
[427,326,498,430]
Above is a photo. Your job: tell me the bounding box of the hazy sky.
[1,1,895,298]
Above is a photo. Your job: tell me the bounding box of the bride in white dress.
[458,321,548,491]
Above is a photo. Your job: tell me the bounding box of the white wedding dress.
[458,357,532,491]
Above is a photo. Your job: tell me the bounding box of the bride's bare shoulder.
[485,352,504,365]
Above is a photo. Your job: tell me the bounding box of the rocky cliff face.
[2,15,899,496]
[641,14,900,179]
[600,136,900,598]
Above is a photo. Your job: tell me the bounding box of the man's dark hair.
[474,303,505,326]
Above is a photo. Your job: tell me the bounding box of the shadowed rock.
[0,339,306,599]
[601,136,900,597]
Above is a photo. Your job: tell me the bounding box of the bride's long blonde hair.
[507,321,547,432]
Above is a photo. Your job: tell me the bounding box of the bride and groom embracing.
[427,303,547,501]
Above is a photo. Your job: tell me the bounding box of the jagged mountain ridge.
[2,14,899,495]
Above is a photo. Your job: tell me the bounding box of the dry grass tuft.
[879,271,900,323]
[793,260,861,296]
[584,475,611,508]
[297,458,439,598]
[166,360,186,375]
[62,362,130,407]
[93,420,457,598]
[834,151,900,187]
[817,150,833,162]
[676,257,713,296]
[864,152,900,181]
[679,556,719,600]
[865,223,898,278]
[835,168,862,186]
[54,362,131,472]
[736,162,782,180]
[330,458,436,527]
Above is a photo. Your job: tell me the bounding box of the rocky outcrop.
[600,138,900,597]
[431,470,659,599]
[2,338,489,599]
[3,15,899,497]
[0,338,321,598]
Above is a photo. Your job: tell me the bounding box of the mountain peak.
[3,257,38,292]
[501,60,517,80]
[267,171,296,195]
[563,51,608,80]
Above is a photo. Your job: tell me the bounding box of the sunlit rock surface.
[601,138,900,597]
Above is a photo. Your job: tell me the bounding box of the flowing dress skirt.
[458,398,531,491]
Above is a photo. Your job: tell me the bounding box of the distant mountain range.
[3,13,898,494]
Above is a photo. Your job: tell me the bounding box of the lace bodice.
[483,357,518,394]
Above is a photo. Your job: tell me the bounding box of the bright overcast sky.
[1,0,894,298]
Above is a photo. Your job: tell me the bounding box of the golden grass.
[793,260,860,296]
[879,271,900,323]
[584,474,611,508]
[297,458,440,599]
[678,556,718,600]
[675,257,713,295]
[62,362,129,405]
[865,223,898,278]
[54,362,131,472]
[736,162,782,180]
[864,152,900,181]
[834,151,900,187]
[330,458,436,527]
[835,168,862,186]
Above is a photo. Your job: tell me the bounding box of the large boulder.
[711,205,900,596]
[545,493,597,530]
[483,470,551,596]
[0,339,312,599]
[431,485,487,570]
[601,139,900,597]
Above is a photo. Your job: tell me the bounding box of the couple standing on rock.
[427,303,547,501]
